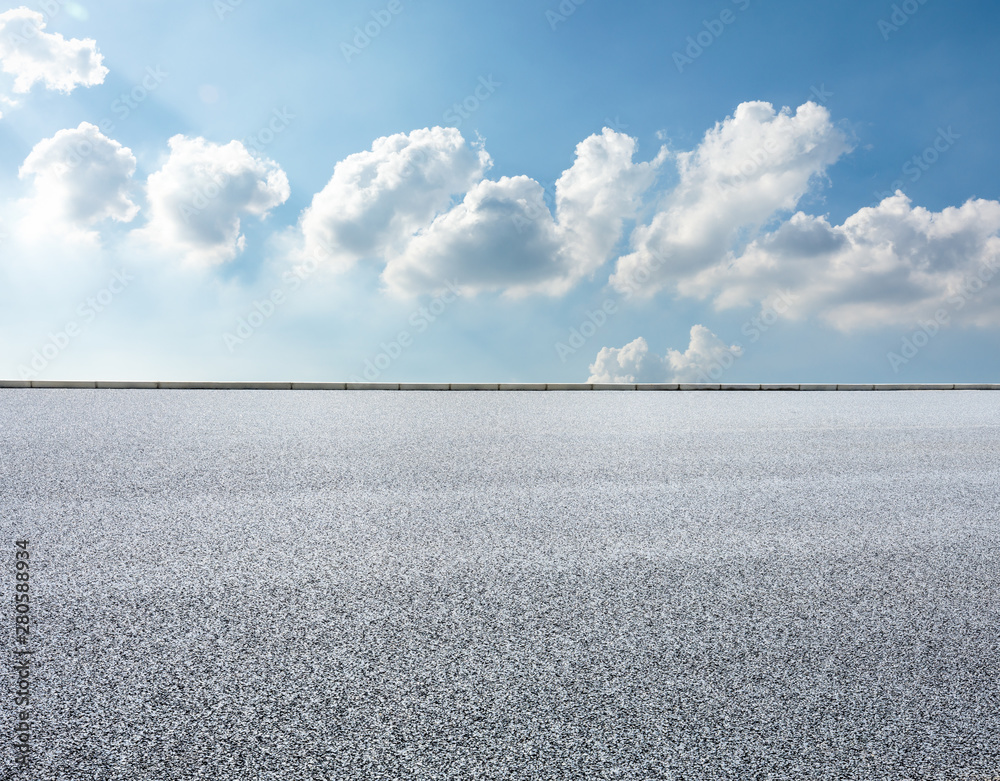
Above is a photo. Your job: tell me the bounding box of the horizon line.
[1,381,998,391]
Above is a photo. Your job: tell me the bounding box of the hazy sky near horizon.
[1,0,999,382]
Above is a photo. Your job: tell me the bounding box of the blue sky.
[1,0,999,382]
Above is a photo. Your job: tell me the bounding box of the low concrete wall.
[0,381,997,390]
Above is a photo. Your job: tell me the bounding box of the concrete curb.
[2,381,998,390]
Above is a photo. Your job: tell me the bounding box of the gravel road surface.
[1,390,998,780]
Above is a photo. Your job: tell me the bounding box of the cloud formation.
[19,122,137,237]
[0,8,107,115]
[684,193,1000,329]
[381,175,566,296]
[588,325,743,383]
[587,336,664,383]
[557,129,667,278]
[298,106,857,300]
[7,99,999,340]
[299,126,491,269]
[384,128,665,296]
[301,126,664,296]
[141,135,290,265]
[610,100,852,299]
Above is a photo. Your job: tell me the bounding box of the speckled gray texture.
[2,390,998,780]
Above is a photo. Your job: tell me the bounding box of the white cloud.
[18,122,137,238]
[554,128,667,280]
[381,175,566,296]
[587,336,665,383]
[588,101,1000,333]
[664,324,744,382]
[688,193,1000,329]
[294,108,1000,333]
[379,127,665,296]
[588,325,742,383]
[0,7,107,115]
[610,101,852,298]
[294,110,851,300]
[140,135,290,265]
[299,126,491,269]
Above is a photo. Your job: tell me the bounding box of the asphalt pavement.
[1,390,998,780]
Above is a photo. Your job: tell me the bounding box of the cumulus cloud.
[140,135,290,265]
[687,193,1000,329]
[587,336,665,383]
[664,324,744,381]
[296,105,856,300]
[547,129,665,284]
[590,101,1000,332]
[18,122,138,237]
[379,127,665,296]
[610,101,852,298]
[381,176,566,296]
[265,102,1000,331]
[588,325,743,383]
[299,126,491,269]
[0,8,107,115]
